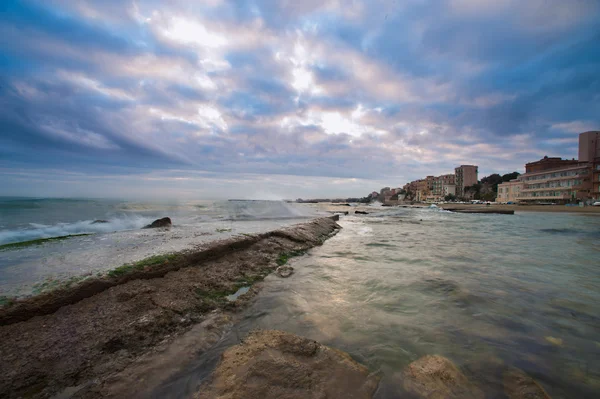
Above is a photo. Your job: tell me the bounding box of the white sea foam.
[0,215,155,245]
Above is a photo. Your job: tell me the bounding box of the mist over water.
[160,207,600,398]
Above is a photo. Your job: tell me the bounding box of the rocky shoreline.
[0,217,341,398]
[0,214,555,398]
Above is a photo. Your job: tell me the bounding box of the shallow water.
[158,208,600,398]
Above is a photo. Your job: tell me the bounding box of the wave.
[221,200,320,220]
[0,215,156,246]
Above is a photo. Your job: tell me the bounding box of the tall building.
[455,165,478,197]
[579,131,600,162]
[579,131,600,200]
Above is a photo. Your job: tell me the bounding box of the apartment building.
[496,179,522,203]
[579,131,600,200]
[455,165,478,197]
[432,174,455,199]
[517,160,590,203]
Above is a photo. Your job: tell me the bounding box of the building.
[593,162,600,201]
[442,184,456,198]
[455,165,478,198]
[579,131,600,162]
[415,179,429,202]
[432,174,455,199]
[525,156,578,173]
[517,163,590,203]
[579,131,600,200]
[514,132,600,203]
[496,179,523,203]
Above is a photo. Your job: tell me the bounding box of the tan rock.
[402,355,484,399]
[503,368,551,399]
[196,330,379,399]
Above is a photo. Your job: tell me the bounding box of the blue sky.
[1,0,599,199]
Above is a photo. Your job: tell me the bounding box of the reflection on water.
[163,208,600,398]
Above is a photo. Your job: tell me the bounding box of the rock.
[355,211,369,215]
[196,330,379,399]
[503,368,551,399]
[91,220,109,224]
[402,355,484,399]
[144,217,172,229]
[276,265,294,278]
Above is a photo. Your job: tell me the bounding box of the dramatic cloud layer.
[1,0,599,198]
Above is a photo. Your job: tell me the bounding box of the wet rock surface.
[196,330,379,399]
[503,368,551,399]
[144,217,172,228]
[402,355,484,399]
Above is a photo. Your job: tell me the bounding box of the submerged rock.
[144,217,172,229]
[402,355,484,399]
[197,330,378,399]
[276,265,294,278]
[503,368,551,399]
[355,211,369,215]
[91,220,109,224]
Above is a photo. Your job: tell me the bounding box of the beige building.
[443,184,456,197]
[455,165,478,198]
[496,179,522,203]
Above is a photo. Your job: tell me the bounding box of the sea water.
[156,207,600,398]
[2,199,600,397]
[0,197,320,296]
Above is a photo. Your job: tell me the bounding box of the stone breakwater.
[0,217,340,398]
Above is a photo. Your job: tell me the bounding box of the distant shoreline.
[438,203,600,214]
[317,202,600,214]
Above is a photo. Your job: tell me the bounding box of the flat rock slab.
[196,330,379,399]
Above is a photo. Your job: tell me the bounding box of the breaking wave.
[0,215,155,246]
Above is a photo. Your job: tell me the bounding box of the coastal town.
[299,131,600,207]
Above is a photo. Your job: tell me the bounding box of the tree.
[464,183,482,200]
[480,174,503,193]
[501,172,520,182]
[444,194,456,202]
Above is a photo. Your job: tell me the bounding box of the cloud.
[0,0,599,198]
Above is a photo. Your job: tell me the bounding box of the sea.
[1,198,600,398]
[0,197,320,296]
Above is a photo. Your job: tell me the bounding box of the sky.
[1,0,599,199]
